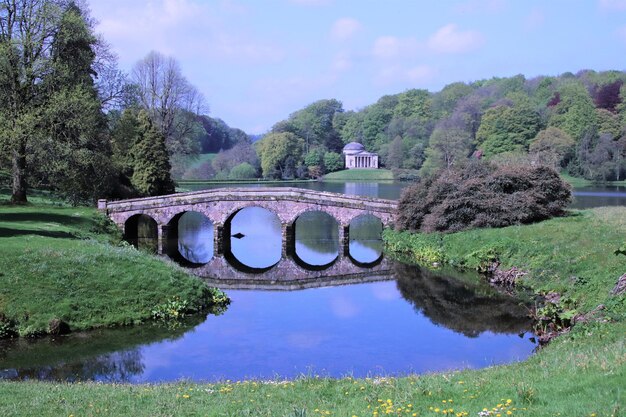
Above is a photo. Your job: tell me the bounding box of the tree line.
[248,70,626,182]
[0,0,249,204]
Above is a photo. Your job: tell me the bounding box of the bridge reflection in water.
[0,259,535,383]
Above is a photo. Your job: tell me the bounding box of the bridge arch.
[289,210,340,270]
[166,211,214,266]
[346,213,384,267]
[124,213,158,253]
[223,205,282,272]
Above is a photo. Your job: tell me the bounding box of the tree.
[37,2,118,204]
[593,79,623,112]
[110,108,140,177]
[210,142,259,176]
[323,152,343,173]
[257,132,304,179]
[475,93,542,156]
[131,51,205,157]
[419,119,472,176]
[529,127,576,169]
[596,108,622,139]
[229,162,256,179]
[279,99,344,153]
[0,0,64,203]
[548,82,598,142]
[386,135,404,169]
[131,111,175,196]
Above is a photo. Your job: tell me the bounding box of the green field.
[0,192,227,337]
[323,169,394,181]
[0,196,624,415]
[560,172,626,187]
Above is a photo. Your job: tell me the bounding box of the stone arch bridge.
[98,187,398,262]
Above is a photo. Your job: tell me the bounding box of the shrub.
[397,161,572,233]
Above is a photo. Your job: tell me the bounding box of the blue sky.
[88,0,626,134]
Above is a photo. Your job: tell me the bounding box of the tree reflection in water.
[0,315,207,382]
[395,262,533,337]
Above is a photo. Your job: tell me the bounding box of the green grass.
[0,193,227,337]
[185,153,216,171]
[384,207,626,318]
[0,320,623,416]
[0,198,624,415]
[323,169,394,181]
[560,172,626,187]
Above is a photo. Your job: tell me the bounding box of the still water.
[0,263,535,383]
[2,180,621,383]
[184,181,626,209]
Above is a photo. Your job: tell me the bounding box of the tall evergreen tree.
[40,1,116,204]
[131,111,175,196]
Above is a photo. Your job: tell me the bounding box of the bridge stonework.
[98,187,398,260]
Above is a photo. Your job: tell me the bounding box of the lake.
[1,179,622,383]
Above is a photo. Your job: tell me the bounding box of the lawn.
[323,169,394,181]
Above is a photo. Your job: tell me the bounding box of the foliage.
[322,152,343,173]
[529,127,576,168]
[398,161,572,233]
[548,81,598,141]
[419,125,472,176]
[228,162,257,179]
[475,94,542,156]
[131,51,205,159]
[257,132,305,179]
[131,111,176,196]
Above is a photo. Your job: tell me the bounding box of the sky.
[88,0,626,135]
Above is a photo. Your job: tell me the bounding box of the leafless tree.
[131,51,207,156]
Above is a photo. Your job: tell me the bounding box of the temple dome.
[342,142,365,155]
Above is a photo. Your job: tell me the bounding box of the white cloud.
[330,17,362,42]
[427,24,485,54]
[92,0,284,67]
[599,0,626,10]
[372,36,421,60]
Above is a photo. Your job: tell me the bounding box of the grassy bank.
[0,202,624,415]
[561,172,626,187]
[0,321,623,416]
[0,193,228,337]
[323,169,394,181]
[384,207,626,318]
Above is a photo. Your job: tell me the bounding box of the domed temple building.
[342,142,379,169]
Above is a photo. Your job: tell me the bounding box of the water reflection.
[0,261,536,383]
[228,207,281,269]
[0,317,206,382]
[293,211,338,267]
[177,211,213,264]
[395,264,533,337]
[349,215,383,265]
